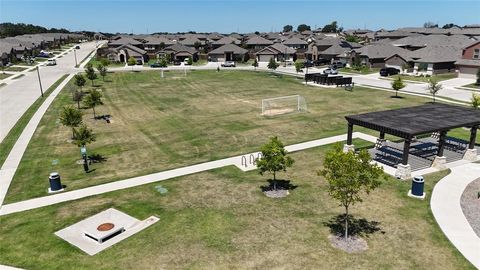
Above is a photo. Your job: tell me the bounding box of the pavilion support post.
[464,126,478,161]
[433,131,447,169]
[396,138,411,180]
[343,123,355,152]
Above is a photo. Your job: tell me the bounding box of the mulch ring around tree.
[328,234,368,253]
[261,179,297,198]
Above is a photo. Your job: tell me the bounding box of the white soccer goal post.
[261,95,307,116]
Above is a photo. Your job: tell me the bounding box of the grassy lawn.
[0,143,474,269]
[0,75,70,168]
[0,73,12,80]
[395,73,457,83]
[339,67,380,75]
[4,70,443,203]
[193,59,207,66]
[462,83,480,90]
[4,66,28,72]
[87,56,125,68]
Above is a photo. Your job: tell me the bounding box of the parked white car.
[323,68,338,75]
[46,59,57,66]
[221,61,235,67]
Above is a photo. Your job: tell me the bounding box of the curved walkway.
[431,163,480,268]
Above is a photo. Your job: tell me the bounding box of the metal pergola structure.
[344,103,480,177]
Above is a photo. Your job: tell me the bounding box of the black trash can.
[411,175,424,196]
[49,172,62,192]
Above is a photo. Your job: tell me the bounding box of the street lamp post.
[36,66,44,97]
[74,48,78,67]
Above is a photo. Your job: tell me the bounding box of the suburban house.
[409,45,463,74]
[98,44,148,64]
[309,38,362,61]
[245,35,274,51]
[282,37,308,49]
[255,43,296,62]
[158,43,198,62]
[352,44,411,69]
[208,44,248,62]
[375,30,420,41]
[108,36,143,48]
[211,36,241,49]
[143,36,175,57]
[455,41,480,78]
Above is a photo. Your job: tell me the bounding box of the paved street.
[0,41,99,143]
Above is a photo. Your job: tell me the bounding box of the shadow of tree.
[89,154,107,163]
[324,214,384,238]
[260,179,298,192]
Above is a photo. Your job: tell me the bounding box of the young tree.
[99,57,110,67]
[426,78,442,103]
[59,106,83,139]
[72,124,96,148]
[267,58,279,70]
[391,76,406,98]
[84,63,97,86]
[252,58,258,70]
[72,90,84,109]
[193,41,202,50]
[158,57,168,67]
[127,56,136,67]
[187,57,193,65]
[256,137,294,191]
[83,89,103,118]
[294,60,303,73]
[476,68,480,85]
[97,63,108,81]
[74,74,86,91]
[283,25,293,32]
[297,24,311,32]
[472,93,480,109]
[322,21,338,33]
[319,144,383,240]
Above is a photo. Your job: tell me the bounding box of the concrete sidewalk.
[0,132,377,216]
[431,163,480,269]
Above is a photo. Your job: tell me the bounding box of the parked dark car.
[331,61,346,69]
[314,58,329,66]
[75,45,80,49]
[173,61,181,66]
[379,67,400,76]
[303,60,314,68]
[150,62,163,68]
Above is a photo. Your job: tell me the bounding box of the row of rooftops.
[0,32,85,56]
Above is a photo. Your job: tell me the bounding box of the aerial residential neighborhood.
[0,1,479,269]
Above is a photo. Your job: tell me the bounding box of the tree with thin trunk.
[472,93,480,109]
[294,60,303,73]
[74,74,86,92]
[252,59,258,70]
[128,56,136,70]
[319,144,383,241]
[391,76,405,98]
[72,90,83,109]
[97,63,107,81]
[83,89,103,118]
[85,63,97,86]
[267,58,279,70]
[256,137,294,191]
[72,124,96,147]
[427,78,442,103]
[59,106,83,139]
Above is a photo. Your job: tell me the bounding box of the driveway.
[0,41,99,143]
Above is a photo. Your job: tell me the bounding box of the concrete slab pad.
[55,208,158,255]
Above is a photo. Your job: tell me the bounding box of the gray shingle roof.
[246,35,273,45]
[409,45,461,63]
[455,59,480,67]
[208,44,248,55]
[212,36,240,46]
[355,44,411,60]
[282,37,307,45]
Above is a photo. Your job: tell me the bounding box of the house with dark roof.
[282,37,308,49]
[245,35,273,51]
[158,43,198,62]
[255,43,296,62]
[143,36,174,57]
[352,44,411,68]
[108,36,143,48]
[208,44,248,62]
[98,44,148,64]
[309,38,362,61]
[455,41,480,79]
[211,36,241,49]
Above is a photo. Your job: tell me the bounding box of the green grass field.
[5,70,477,204]
[395,73,458,83]
[4,66,28,72]
[0,143,474,269]
[0,73,12,80]
[5,70,442,203]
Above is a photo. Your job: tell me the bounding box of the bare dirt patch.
[328,234,368,253]
[263,189,289,198]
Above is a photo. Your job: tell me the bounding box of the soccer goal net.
[261,95,307,116]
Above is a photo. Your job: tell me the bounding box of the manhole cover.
[97,223,115,231]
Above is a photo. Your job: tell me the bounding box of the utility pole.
[36,66,44,97]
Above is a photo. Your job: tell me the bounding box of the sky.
[1,0,479,34]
